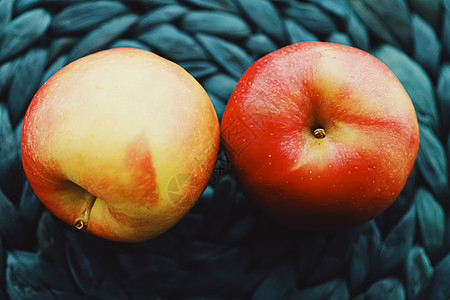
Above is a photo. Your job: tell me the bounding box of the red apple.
[221,42,420,230]
[21,48,220,242]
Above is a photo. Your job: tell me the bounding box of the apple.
[221,42,420,230]
[21,48,220,242]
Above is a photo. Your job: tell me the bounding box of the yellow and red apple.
[221,42,420,230]
[21,48,220,242]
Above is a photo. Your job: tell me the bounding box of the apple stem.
[74,194,96,230]
[313,128,326,139]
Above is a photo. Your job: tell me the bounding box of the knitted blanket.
[0,0,449,299]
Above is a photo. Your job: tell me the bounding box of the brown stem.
[74,194,96,230]
[313,128,326,139]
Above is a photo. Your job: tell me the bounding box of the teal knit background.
[0,0,449,299]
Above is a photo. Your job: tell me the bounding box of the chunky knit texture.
[0,1,449,299]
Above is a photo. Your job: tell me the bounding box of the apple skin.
[21,48,220,242]
[221,42,420,230]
